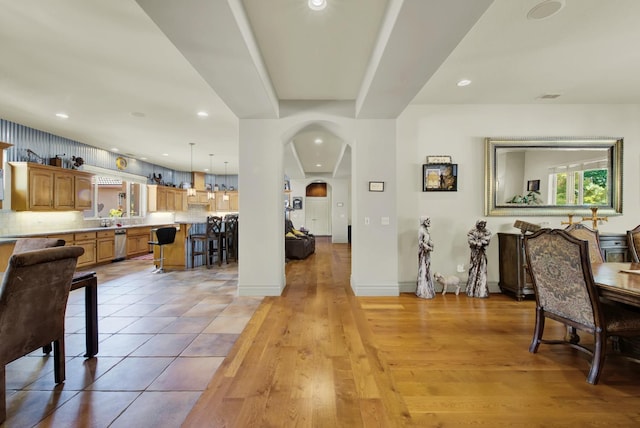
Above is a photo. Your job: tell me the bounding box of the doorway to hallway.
[305,196,330,236]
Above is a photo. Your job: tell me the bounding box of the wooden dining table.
[592,262,640,308]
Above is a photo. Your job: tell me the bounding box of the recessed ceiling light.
[527,0,565,20]
[140,157,147,160]
[162,153,169,156]
[55,113,69,119]
[111,148,119,152]
[457,79,472,87]
[314,138,323,144]
[308,0,327,11]
[197,111,209,117]
[316,163,322,167]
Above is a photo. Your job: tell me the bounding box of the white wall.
[397,104,640,292]
[238,114,399,296]
[351,120,398,295]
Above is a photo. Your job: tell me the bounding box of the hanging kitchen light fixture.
[207,154,215,200]
[187,143,196,197]
[223,161,230,201]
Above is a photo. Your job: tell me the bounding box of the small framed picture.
[369,181,384,192]
[292,197,303,210]
[527,179,540,192]
[426,155,452,164]
[423,164,457,191]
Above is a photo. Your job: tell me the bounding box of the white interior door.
[305,197,330,236]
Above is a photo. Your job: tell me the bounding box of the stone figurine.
[466,219,492,298]
[416,216,435,299]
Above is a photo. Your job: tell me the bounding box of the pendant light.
[207,154,215,200]
[223,161,230,201]
[187,143,196,196]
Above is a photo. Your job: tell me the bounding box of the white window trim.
[81,165,148,219]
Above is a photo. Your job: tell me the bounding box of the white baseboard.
[238,284,285,296]
[399,280,501,294]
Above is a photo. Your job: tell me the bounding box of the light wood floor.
[185,237,640,427]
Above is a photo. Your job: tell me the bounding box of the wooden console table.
[497,233,535,301]
[498,231,630,301]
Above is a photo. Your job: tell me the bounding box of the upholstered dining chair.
[523,228,640,384]
[12,237,67,354]
[11,237,65,254]
[564,223,605,264]
[0,245,84,423]
[627,224,640,263]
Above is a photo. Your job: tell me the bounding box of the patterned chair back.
[627,224,640,263]
[524,229,601,330]
[564,223,605,264]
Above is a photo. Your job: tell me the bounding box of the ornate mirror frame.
[484,137,623,216]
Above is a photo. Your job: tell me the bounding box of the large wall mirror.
[485,137,623,216]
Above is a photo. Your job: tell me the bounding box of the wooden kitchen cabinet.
[74,232,97,268]
[75,173,94,210]
[28,166,55,209]
[215,191,238,212]
[47,231,96,268]
[96,230,115,263]
[148,185,186,212]
[10,162,94,211]
[127,226,152,257]
[175,188,187,211]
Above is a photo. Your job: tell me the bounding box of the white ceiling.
[1,0,638,177]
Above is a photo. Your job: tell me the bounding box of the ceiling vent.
[538,93,562,99]
[527,0,565,20]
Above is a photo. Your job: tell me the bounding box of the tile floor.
[4,258,258,427]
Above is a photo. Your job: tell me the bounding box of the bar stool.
[190,226,208,268]
[148,227,177,273]
[191,216,223,268]
[208,216,224,267]
[224,214,238,263]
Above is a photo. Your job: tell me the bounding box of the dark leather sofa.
[285,220,315,260]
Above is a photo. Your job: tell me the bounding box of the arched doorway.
[304,181,331,236]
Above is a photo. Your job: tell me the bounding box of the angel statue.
[466,219,492,298]
[416,216,435,299]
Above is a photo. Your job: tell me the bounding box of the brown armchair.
[524,229,640,384]
[0,245,84,423]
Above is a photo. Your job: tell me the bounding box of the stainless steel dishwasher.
[114,229,127,261]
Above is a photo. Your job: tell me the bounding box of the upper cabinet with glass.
[485,137,623,216]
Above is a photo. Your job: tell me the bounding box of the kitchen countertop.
[0,223,186,241]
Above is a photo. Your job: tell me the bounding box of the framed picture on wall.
[527,179,540,192]
[423,163,458,191]
[292,197,303,210]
